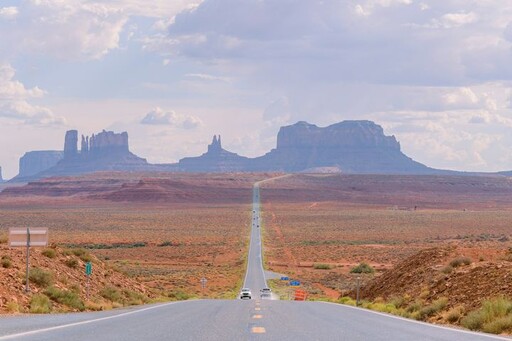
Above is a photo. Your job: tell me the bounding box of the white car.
[239,288,252,299]
[260,288,271,299]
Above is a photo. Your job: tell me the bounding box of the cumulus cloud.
[141,107,202,129]
[0,63,65,126]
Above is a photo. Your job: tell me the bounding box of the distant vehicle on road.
[260,288,272,299]
[239,288,252,299]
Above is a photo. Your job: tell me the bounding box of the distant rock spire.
[63,130,78,159]
[208,135,222,154]
[0,166,3,182]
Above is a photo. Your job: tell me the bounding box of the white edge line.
[0,301,184,340]
[317,301,511,340]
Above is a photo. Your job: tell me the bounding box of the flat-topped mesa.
[252,120,430,174]
[276,120,401,150]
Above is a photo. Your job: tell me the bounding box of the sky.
[1,0,512,178]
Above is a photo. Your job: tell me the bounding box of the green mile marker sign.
[85,262,92,276]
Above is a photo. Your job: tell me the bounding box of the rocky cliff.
[13,130,148,181]
[249,120,434,174]
[18,151,64,178]
[11,120,449,181]
[178,135,250,172]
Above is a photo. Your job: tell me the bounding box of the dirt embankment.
[0,242,154,314]
[361,246,512,311]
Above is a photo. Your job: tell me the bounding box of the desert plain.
[1,172,512,332]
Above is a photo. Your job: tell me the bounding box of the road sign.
[9,227,48,247]
[280,276,289,281]
[8,227,49,293]
[85,262,92,276]
[289,280,301,286]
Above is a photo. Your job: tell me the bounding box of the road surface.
[0,179,509,340]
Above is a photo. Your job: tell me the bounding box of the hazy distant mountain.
[247,120,437,174]
[9,120,469,181]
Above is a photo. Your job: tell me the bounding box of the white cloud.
[141,107,203,129]
[184,73,230,82]
[0,7,18,19]
[0,63,65,126]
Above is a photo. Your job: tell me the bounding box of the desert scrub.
[158,241,173,247]
[440,265,453,274]
[350,262,375,274]
[168,290,192,301]
[445,305,465,323]
[417,297,448,320]
[338,297,357,306]
[30,294,52,313]
[44,286,85,311]
[123,290,148,305]
[1,255,12,268]
[313,263,332,270]
[461,297,512,334]
[449,257,472,268]
[5,301,19,313]
[41,248,56,259]
[100,286,122,303]
[28,267,54,287]
[64,258,79,268]
[71,248,93,262]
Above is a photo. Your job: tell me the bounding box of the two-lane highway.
[0,177,510,340]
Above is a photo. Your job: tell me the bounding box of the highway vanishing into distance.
[0,178,510,340]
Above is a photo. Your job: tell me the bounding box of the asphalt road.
[0,179,509,340]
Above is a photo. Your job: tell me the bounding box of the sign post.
[200,277,207,297]
[9,227,48,293]
[85,262,92,300]
[356,276,361,306]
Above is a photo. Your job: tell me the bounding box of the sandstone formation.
[249,121,435,174]
[16,130,148,180]
[177,135,250,172]
[18,151,63,178]
[11,120,454,181]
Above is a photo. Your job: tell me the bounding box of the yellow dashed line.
[251,327,266,334]
[253,314,263,319]
[255,307,261,311]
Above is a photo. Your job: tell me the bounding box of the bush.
[71,249,92,262]
[445,305,465,323]
[158,241,173,247]
[440,265,453,274]
[338,296,357,306]
[123,290,147,305]
[30,294,51,313]
[29,268,54,287]
[389,295,405,309]
[41,248,56,259]
[482,316,512,334]
[461,297,512,332]
[449,257,472,268]
[1,256,12,268]
[350,262,375,274]
[100,286,122,302]
[44,286,85,311]
[168,290,191,301]
[417,297,448,320]
[5,301,19,313]
[65,258,79,268]
[313,263,331,270]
